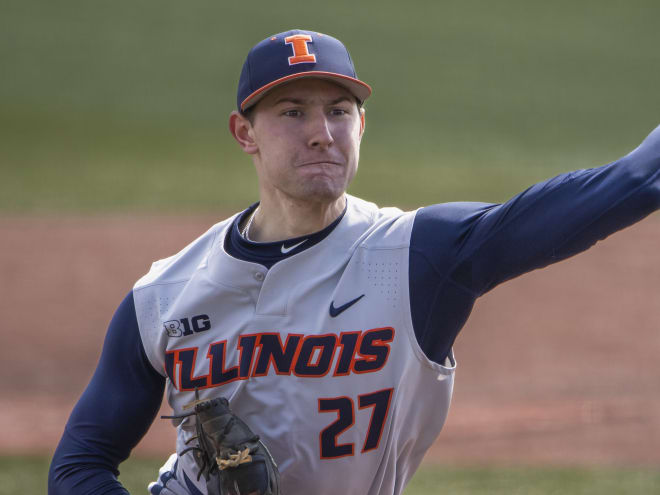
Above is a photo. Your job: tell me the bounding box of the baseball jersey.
[49,124,660,494]
[134,198,453,495]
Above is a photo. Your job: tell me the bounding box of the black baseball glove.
[164,395,280,495]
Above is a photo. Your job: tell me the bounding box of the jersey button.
[254,271,265,282]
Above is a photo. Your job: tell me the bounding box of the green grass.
[406,465,660,494]
[4,455,659,494]
[2,455,164,494]
[2,0,659,212]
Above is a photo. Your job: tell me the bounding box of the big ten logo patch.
[284,34,316,65]
[163,315,211,337]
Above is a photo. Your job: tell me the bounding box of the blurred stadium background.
[1,0,659,493]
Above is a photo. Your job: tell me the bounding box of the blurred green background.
[2,456,660,495]
[2,0,658,213]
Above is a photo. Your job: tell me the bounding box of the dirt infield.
[1,213,658,467]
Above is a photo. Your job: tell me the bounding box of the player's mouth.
[297,160,343,167]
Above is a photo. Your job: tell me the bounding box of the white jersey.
[133,195,455,495]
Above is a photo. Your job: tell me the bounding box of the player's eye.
[330,108,349,116]
[282,109,302,117]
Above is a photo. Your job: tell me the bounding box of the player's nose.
[306,113,334,150]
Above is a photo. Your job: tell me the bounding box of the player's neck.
[246,194,346,242]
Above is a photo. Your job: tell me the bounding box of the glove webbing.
[217,447,252,470]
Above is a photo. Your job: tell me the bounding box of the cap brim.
[240,71,372,111]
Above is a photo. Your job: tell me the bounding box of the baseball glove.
[164,394,280,495]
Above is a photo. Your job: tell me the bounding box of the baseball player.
[49,29,659,495]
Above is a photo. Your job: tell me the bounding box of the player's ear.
[359,107,366,138]
[229,111,258,155]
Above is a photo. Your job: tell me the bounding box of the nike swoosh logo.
[329,294,365,318]
[281,239,308,254]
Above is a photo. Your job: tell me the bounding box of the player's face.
[240,78,365,204]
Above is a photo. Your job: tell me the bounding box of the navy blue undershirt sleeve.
[410,125,660,364]
[49,291,165,494]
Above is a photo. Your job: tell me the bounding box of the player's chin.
[297,178,349,203]
[291,165,355,202]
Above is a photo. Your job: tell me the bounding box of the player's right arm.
[48,291,165,494]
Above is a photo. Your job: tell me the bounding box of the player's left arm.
[408,124,659,363]
[452,123,660,294]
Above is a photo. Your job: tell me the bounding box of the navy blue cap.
[237,29,372,112]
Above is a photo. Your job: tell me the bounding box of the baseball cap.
[237,29,372,112]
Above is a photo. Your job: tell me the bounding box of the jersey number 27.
[318,388,394,459]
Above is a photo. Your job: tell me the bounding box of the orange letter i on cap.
[285,35,316,65]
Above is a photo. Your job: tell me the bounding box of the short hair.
[240,106,256,125]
